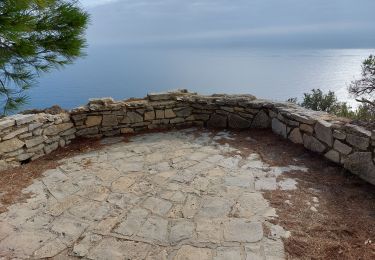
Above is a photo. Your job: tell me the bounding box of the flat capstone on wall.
[0,89,374,186]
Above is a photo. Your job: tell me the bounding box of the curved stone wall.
[0,90,374,185]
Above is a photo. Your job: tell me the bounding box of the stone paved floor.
[0,129,308,259]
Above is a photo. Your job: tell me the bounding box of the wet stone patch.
[0,129,302,259]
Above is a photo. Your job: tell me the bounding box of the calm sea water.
[23,47,375,111]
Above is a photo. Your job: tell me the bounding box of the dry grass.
[223,129,375,260]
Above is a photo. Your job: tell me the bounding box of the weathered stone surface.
[0,130,296,259]
[44,142,59,154]
[345,123,371,137]
[197,196,232,218]
[137,215,169,243]
[120,127,134,134]
[288,128,303,144]
[333,130,346,140]
[87,238,150,260]
[174,245,213,260]
[0,138,25,154]
[215,247,242,260]
[142,197,173,216]
[300,123,314,134]
[207,113,227,128]
[272,118,287,138]
[85,116,102,126]
[324,149,340,163]
[174,107,192,117]
[346,134,369,150]
[13,114,36,125]
[165,109,176,118]
[251,110,270,128]
[0,119,15,130]
[145,111,155,121]
[76,127,98,136]
[44,123,74,135]
[314,120,333,146]
[169,220,194,243]
[102,115,118,126]
[333,140,352,155]
[228,114,251,129]
[155,109,165,119]
[303,134,326,153]
[114,208,148,236]
[223,219,263,242]
[3,127,28,140]
[344,152,375,185]
[123,111,143,123]
[25,136,45,148]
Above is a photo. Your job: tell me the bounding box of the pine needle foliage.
[0,0,89,115]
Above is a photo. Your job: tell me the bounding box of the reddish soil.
[223,129,375,260]
[0,137,105,213]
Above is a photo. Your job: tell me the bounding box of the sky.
[79,0,375,49]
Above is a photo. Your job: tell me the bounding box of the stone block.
[122,112,143,123]
[300,124,314,134]
[251,110,270,128]
[223,219,263,242]
[303,134,326,153]
[170,118,185,124]
[333,130,346,140]
[314,120,333,146]
[346,134,369,150]
[272,118,287,138]
[120,128,134,134]
[344,152,375,185]
[288,128,303,144]
[165,109,176,118]
[25,136,45,148]
[12,114,36,125]
[155,110,165,119]
[76,127,98,136]
[0,138,25,154]
[324,149,340,163]
[85,116,102,127]
[207,114,227,128]
[2,127,28,140]
[144,111,155,121]
[102,115,118,126]
[174,107,192,117]
[174,245,213,260]
[43,123,74,136]
[333,140,352,155]
[0,119,15,131]
[229,114,251,129]
[44,142,59,154]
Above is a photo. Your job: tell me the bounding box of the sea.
[22,47,375,111]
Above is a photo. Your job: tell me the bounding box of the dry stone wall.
[0,90,374,185]
[0,113,76,170]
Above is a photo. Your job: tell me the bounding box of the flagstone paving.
[0,129,306,259]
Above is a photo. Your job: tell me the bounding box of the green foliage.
[349,55,375,107]
[291,89,375,121]
[0,0,89,114]
[300,89,345,114]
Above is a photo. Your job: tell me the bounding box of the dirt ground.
[222,129,375,260]
[0,128,374,259]
[0,138,106,214]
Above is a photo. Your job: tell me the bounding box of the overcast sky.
[80,0,375,48]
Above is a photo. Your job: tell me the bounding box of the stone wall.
[0,113,76,170]
[1,90,374,185]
